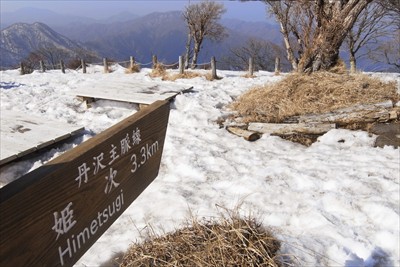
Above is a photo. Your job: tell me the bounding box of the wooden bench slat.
[0,110,84,166]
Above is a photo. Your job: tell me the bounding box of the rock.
[369,123,400,148]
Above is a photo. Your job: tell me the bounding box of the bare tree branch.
[183,1,227,69]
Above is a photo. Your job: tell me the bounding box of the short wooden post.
[249,57,254,76]
[152,55,158,69]
[60,60,65,74]
[81,59,86,74]
[20,62,25,75]
[103,58,108,73]
[40,60,45,72]
[211,56,217,80]
[130,56,135,69]
[274,57,281,75]
[179,56,184,75]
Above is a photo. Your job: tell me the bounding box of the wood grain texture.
[0,111,84,166]
[0,100,170,267]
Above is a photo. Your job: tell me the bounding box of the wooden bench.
[74,82,193,108]
[0,111,84,166]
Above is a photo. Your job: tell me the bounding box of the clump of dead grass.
[163,71,203,81]
[232,72,398,123]
[149,63,166,78]
[125,64,141,74]
[120,214,282,267]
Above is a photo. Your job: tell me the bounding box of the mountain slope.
[0,22,93,68]
[80,11,284,67]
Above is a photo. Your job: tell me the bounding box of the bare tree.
[35,45,70,69]
[222,38,288,71]
[345,3,390,72]
[183,0,227,69]
[22,52,44,73]
[380,0,400,26]
[368,29,400,71]
[263,0,373,73]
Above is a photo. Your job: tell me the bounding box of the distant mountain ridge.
[0,22,92,68]
[0,7,139,29]
[0,10,284,69]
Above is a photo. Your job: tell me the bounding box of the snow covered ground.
[1,66,399,266]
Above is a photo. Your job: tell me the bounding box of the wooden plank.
[0,111,84,166]
[0,100,170,267]
[226,127,261,141]
[248,122,336,135]
[76,90,178,105]
[73,82,193,106]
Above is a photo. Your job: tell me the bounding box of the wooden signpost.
[0,100,170,267]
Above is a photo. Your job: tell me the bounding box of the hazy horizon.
[0,0,271,22]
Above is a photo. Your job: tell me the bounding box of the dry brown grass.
[125,64,141,74]
[163,71,203,81]
[120,214,282,267]
[149,63,166,78]
[231,72,398,123]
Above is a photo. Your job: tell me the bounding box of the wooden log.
[248,122,336,135]
[295,101,395,124]
[227,127,261,141]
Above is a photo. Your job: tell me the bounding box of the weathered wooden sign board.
[0,100,170,267]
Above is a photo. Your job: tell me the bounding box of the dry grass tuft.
[120,215,282,267]
[125,64,141,74]
[232,72,398,123]
[329,59,347,75]
[163,71,203,81]
[243,73,257,79]
[149,63,166,78]
[205,73,222,81]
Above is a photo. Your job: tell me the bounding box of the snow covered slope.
[0,66,399,266]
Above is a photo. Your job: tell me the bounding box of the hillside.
[0,10,285,70]
[0,22,93,68]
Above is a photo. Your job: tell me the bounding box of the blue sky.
[0,0,270,22]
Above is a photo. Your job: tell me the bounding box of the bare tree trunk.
[279,21,298,71]
[349,52,357,73]
[266,0,372,73]
[184,33,191,69]
[191,41,200,69]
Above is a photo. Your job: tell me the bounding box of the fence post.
[249,57,254,76]
[40,60,45,73]
[179,56,184,75]
[20,62,25,75]
[60,60,65,74]
[103,58,109,73]
[81,59,87,74]
[275,57,281,75]
[211,56,217,80]
[130,56,135,69]
[152,55,158,69]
